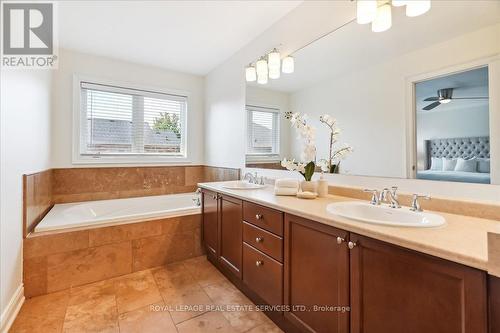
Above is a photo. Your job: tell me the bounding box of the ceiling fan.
[422,88,488,111]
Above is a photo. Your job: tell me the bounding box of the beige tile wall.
[24,214,204,298]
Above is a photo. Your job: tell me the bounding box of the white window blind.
[246,105,280,156]
[80,82,187,157]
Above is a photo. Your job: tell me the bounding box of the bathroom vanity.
[199,182,499,333]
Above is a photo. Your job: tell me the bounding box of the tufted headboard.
[425,136,490,169]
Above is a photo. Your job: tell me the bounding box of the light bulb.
[256,57,268,76]
[245,65,256,82]
[268,48,280,71]
[282,56,294,74]
[357,0,377,24]
[406,0,430,17]
[371,3,392,32]
[391,0,407,7]
[439,99,451,104]
[269,67,280,79]
[257,72,268,84]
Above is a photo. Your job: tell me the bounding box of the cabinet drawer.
[243,201,283,236]
[243,222,283,262]
[243,243,283,306]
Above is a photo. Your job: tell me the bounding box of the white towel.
[275,178,299,189]
[274,187,298,196]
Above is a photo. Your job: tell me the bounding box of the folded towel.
[274,187,298,196]
[275,178,299,189]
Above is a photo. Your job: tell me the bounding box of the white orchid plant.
[281,112,352,180]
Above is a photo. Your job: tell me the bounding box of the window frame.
[72,75,190,164]
[245,104,281,162]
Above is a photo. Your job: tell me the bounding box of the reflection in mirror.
[415,67,490,184]
[245,1,500,185]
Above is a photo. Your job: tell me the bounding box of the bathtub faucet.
[193,188,202,207]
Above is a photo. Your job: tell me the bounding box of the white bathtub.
[35,192,201,233]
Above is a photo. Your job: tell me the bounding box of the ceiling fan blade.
[451,97,489,100]
[423,101,441,111]
[424,97,439,101]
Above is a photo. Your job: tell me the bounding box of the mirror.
[245,1,500,184]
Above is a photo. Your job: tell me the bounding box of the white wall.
[246,85,291,162]
[0,69,52,326]
[52,49,205,167]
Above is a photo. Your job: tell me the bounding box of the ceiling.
[250,1,500,92]
[58,1,302,75]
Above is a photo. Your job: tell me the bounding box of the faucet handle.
[391,186,398,194]
[363,189,380,205]
[410,194,431,212]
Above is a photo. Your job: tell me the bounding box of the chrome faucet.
[410,194,431,212]
[243,172,265,185]
[192,188,202,207]
[363,189,380,205]
[380,186,401,208]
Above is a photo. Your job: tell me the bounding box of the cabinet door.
[350,233,487,333]
[489,275,500,333]
[284,214,350,333]
[219,195,243,278]
[201,190,218,257]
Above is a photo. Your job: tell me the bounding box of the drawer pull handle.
[348,241,357,249]
[256,260,264,267]
[336,237,345,245]
[212,195,217,200]
[255,237,263,243]
[255,214,263,220]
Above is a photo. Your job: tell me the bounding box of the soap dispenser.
[317,173,328,197]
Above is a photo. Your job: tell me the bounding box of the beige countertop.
[198,181,500,276]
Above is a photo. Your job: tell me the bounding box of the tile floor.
[10,256,283,333]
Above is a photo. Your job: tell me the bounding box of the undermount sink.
[326,201,445,228]
[222,181,266,190]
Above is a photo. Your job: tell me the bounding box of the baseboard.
[0,284,24,333]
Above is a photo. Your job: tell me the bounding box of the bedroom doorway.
[410,65,492,184]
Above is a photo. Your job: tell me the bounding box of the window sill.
[72,154,191,165]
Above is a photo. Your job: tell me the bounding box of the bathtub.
[35,192,201,233]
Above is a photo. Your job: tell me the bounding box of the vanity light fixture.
[406,0,431,17]
[282,55,294,74]
[439,98,451,104]
[245,49,294,83]
[357,0,431,32]
[356,0,377,24]
[245,64,256,82]
[371,2,392,32]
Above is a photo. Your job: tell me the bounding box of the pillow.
[442,158,457,171]
[454,157,477,173]
[430,157,443,171]
[478,158,490,173]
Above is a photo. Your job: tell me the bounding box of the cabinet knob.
[255,237,263,243]
[255,214,263,220]
[256,260,264,267]
[348,241,357,249]
[212,195,217,200]
[336,237,345,245]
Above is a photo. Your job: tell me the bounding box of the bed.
[416,136,490,184]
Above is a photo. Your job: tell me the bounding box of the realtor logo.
[2,2,57,68]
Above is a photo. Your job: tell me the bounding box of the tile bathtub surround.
[23,165,239,236]
[23,214,204,298]
[11,256,282,333]
[23,169,53,236]
[329,185,500,221]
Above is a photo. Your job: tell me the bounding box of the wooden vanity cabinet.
[284,214,350,333]
[219,195,243,278]
[201,189,219,258]
[489,275,500,333]
[349,233,488,333]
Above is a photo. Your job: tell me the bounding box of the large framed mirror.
[244,1,500,185]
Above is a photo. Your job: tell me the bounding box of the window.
[246,105,280,157]
[76,80,187,162]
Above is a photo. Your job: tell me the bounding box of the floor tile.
[176,311,236,333]
[118,302,177,333]
[163,286,214,324]
[9,290,69,333]
[63,281,119,333]
[183,256,226,287]
[245,321,283,333]
[113,270,163,314]
[152,262,199,293]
